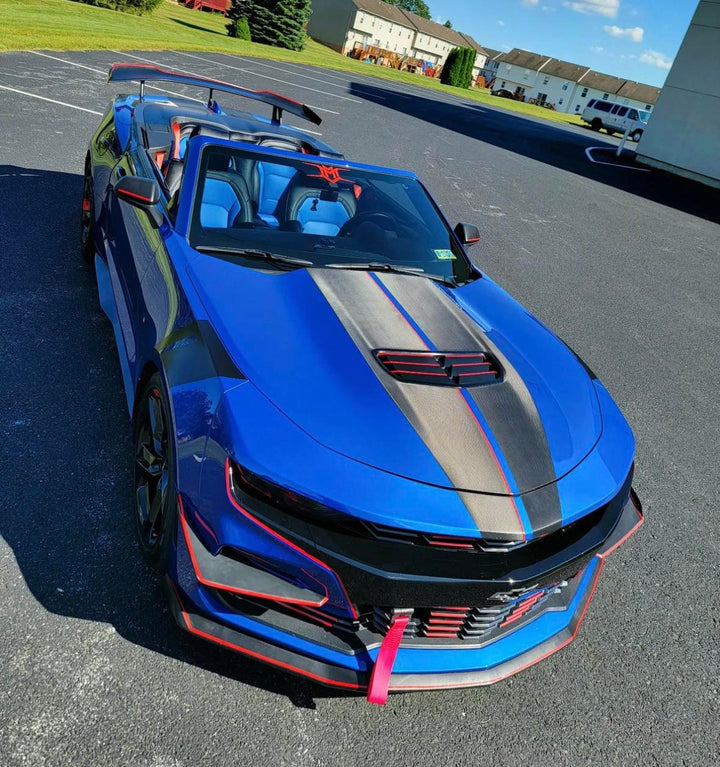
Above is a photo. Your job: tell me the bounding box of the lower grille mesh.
[371,581,567,642]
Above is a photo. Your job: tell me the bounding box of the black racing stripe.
[310,269,524,539]
[377,274,562,533]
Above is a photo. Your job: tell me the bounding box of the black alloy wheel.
[631,129,643,142]
[81,167,95,262]
[134,374,177,571]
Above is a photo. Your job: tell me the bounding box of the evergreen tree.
[248,0,311,51]
[226,0,253,39]
[443,20,452,28]
[440,47,474,89]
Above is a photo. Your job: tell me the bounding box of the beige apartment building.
[308,0,488,77]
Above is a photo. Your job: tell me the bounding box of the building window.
[562,82,569,91]
[523,69,530,80]
[603,92,609,99]
[581,87,588,97]
[359,14,364,23]
[558,98,564,105]
[506,65,512,73]
[543,75,549,85]
[389,24,393,33]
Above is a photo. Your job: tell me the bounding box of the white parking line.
[168,49,361,105]
[0,84,102,115]
[585,146,650,172]
[169,51,340,114]
[31,50,207,104]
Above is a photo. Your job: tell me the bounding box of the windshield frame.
[174,136,479,282]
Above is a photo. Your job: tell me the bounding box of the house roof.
[350,0,413,28]
[541,59,589,81]
[617,80,661,105]
[495,48,550,71]
[482,47,503,60]
[457,32,489,57]
[397,8,472,47]
[577,69,626,94]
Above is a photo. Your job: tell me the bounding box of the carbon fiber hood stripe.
[311,269,566,538]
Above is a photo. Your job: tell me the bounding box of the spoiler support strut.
[107,63,322,126]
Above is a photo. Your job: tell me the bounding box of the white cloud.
[603,25,644,42]
[639,49,673,69]
[498,20,506,26]
[563,0,620,18]
[522,0,540,6]
[590,45,605,53]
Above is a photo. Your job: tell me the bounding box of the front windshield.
[188,144,475,284]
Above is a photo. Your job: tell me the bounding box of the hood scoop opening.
[374,350,503,387]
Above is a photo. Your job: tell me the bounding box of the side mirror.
[114,176,163,226]
[455,222,481,246]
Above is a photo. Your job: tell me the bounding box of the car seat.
[284,179,357,236]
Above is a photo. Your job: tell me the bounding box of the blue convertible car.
[83,64,643,704]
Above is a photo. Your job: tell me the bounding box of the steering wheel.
[339,212,399,237]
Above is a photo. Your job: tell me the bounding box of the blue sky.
[431,0,698,87]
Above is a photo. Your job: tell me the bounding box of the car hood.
[187,257,602,501]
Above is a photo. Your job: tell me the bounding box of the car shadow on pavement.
[0,165,341,710]
[348,82,720,226]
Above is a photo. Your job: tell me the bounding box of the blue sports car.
[83,64,643,705]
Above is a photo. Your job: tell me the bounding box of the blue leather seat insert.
[200,178,242,229]
[295,198,352,236]
[257,163,296,226]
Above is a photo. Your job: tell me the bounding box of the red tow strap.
[367,613,411,705]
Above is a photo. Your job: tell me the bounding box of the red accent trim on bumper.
[224,459,358,618]
[178,496,328,607]
[169,582,364,691]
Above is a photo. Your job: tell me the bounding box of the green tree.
[443,19,452,28]
[72,0,162,12]
[244,0,311,51]
[226,0,252,39]
[385,0,431,21]
[440,46,474,89]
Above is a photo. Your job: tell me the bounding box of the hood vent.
[374,350,502,387]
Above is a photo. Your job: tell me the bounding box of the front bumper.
[167,490,643,700]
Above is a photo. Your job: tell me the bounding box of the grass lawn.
[0,0,585,128]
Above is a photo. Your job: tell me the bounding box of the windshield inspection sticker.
[434,249,456,261]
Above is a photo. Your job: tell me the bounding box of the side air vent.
[374,350,502,387]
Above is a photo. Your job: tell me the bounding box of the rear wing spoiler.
[107,63,322,126]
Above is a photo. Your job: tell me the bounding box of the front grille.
[371,581,567,642]
[374,350,503,387]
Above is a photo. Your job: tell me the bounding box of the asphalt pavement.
[1,49,719,767]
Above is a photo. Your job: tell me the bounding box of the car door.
[613,105,629,132]
[105,147,168,387]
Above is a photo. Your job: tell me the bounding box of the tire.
[591,118,602,131]
[133,374,177,572]
[631,129,643,142]
[81,165,95,262]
